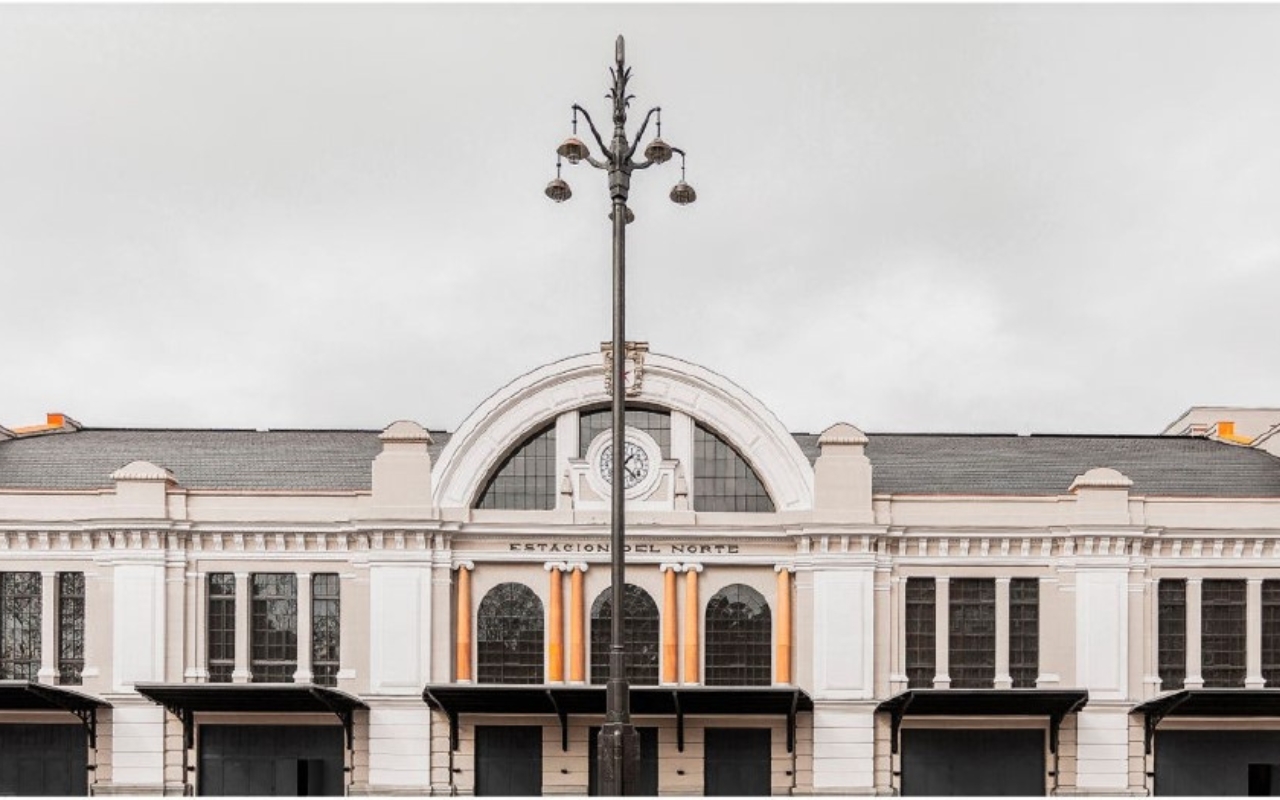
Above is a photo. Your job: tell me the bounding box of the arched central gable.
[432,352,815,511]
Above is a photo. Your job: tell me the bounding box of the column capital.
[1249,578,1265,586]
[453,561,475,571]
[682,563,704,574]
[1186,577,1203,586]
[569,562,590,573]
[774,564,795,574]
[935,575,950,585]
[995,576,1012,585]
[545,561,569,572]
[659,563,684,573]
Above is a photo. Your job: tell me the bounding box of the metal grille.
[905,578,936,689]
[312,574,340,687]
[949,579,996,688]
[1009,578,1039,688]
[251,574,297,683]
[476,423,557,510]
[207,573,236,682]
[1201,579,1246,688]
[704,583,771,686]
[1158,579,1187,690]
[589,584,660,685]
[693,423,774,513]
[579,407,671,458]
[1262,581,1280,686]
[477,582,544,684]
[0,572,42,680]
[57,572,85,685]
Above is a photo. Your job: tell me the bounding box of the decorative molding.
[454,561,475,572]
[659,563,684,573]
[1068,467,1134,492]
[544,561,569,572]
[111,460,176,483]
[817,422,868,446]
[681,563,704,573]
[379,420,433,443]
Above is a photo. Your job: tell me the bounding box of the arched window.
[578,407,671,457]
[705,584,771,686]
[477,583,544,684]
[590,584,660,685]
[475,423,556,510]
[693,423,774,512]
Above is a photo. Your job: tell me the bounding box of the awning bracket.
[888,691,915,755]
[1142,692,1191,755]
[162,702,195,751]
[20,682,104,750]
[308,687,357,751]
[672,690,684,753]
[786,689,799,754]
[546,690,569,752]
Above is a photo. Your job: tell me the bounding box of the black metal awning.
[875,689,1089,754]
[421,684,813,753]
[134,683,367,750]
[1132,689,1280,754]
[0,680,110,748]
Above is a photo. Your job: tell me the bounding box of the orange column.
[661,564,681,684]
[569,563,587,683]
[776,566,793,685]
[547,564,565,682]
[455,563,473,682]
[683,564,702,684]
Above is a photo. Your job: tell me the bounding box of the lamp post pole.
[546,35,696,795]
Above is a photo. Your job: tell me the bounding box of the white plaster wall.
[1074,708,1131,792]
[366,703,432,789]
[812,568,874,699]
[112,562,165,690]
[811,706,875,792]
[108,702,166,788]
[369,565,432,694]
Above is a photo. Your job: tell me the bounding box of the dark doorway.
[475,725,542,796]
[588,726,658,795]
[198,725,344,796]
[0,724,88,796]
[704,728,771,796]
[1156,731,1280,795]
[901,728,1045,796]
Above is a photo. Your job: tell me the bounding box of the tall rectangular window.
[0,572,42,681]
[905,578,936,689]
[251,574,297,683]
[949,579,996,688]
[1202,579,1246,688]
[1263,581,1280,687]
[312,574,340,687]
[1009,578,1040,688]
[57,572,85,685]
[1158,579,1187,690]
[207,573,236,683]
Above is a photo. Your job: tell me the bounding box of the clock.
[599,440,650,489]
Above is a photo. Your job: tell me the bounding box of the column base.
[232,669,252,683]
[1247,676,1267,688]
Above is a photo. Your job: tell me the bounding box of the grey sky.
[2,4,1278,437]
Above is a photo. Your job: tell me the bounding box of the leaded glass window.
[0,572,42,680]
[578,407,671,458]
[251,574,297,683]
[57,572,85,685]
[476,423,557,510]
[1009,578,1039,688]
[207,573,236,682]
[1158,579,1187,690]
[1262,581,1280,686]
[312,574,340,687]
[905,578,935,689]
[1202,579,1246,688]
[949,579,995,689]
[477,583,544,684]
[693,423,774,512]
[705,584,771,686]
[590,584,659,685]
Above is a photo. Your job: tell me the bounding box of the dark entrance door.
[588,726,658,795]
[475,725,542,796]
[198,725,344,796]
[704,728,771,796]
[1156,730,1280,795]
[0,723,88,796]
[901,728,1045,796]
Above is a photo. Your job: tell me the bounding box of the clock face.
[599,440,650,490]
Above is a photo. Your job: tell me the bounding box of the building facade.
[3,349,1280,796]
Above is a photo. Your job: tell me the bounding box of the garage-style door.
[588,726,658,795]
[198,725,344,796]
[705,728,771,796]
[902,728,1045,796]
[1156,730,1280,795]
[475,725,542,796]
[0,724,87,796]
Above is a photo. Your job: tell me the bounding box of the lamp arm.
[630,158,656,171]
[585,155,610,170]
[573,104,613,161]
[628,107,661,160]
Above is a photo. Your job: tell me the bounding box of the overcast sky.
[2,4,1278,437]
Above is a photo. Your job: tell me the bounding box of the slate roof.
[1,427,1278,498]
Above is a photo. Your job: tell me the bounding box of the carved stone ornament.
[601,340,649,397]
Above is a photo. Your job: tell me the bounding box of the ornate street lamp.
[546,35,696,795]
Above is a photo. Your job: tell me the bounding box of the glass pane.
[207,573,236,683]
[312,574,341,686]
[704,584,771,686]
[590,584,660,685]
[1009,578,1039,688]
[250,574,297,683]
[578,407,671,458]
[57,573,85,685]
[0,572,42,681]
[476,424,557,510]
[1158,579,1187,690]
[905,578,936,689]
[948,579,995,689]
[693,423,774,513]
[1202,579,1246,688]
[477,583,544,684]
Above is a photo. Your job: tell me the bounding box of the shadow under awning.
[134,683,367,750]
[421,684,813,753]
[875,689,1089,754]
[1132,689,1280,754]
[0,680,110,748]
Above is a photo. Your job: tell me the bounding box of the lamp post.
[546,35,696,795]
